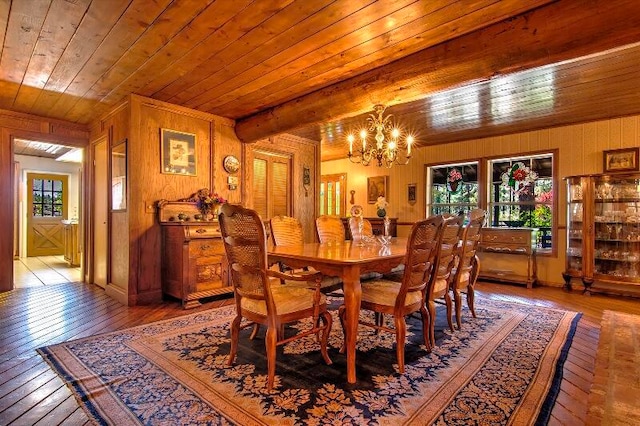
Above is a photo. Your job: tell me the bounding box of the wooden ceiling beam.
[235,0,640,143]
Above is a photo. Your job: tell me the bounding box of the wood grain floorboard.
[1,280,639,424]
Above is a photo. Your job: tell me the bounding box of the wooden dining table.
[267,238,407,384]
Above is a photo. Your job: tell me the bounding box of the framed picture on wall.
[161,128,196,175]
[367,176,388,203]
[603,147,640,173]
[407,183,417,204]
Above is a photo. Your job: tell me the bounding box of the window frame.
[485,149,559,256]
[425,160,481,217]
[424,149,559,257]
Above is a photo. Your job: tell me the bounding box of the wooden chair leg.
[428,300,436,348]
[227,315,242,365]
[394,315,406,373]
[319,311,333,365]
[249,323,260,340]
[420,305,431,352]
[453,287,462,330]
[265,326,277,391]
[467,285,476,318]
[444,292,454,332]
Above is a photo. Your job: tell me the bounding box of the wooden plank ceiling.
[2,0,640,161]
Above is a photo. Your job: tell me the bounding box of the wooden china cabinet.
[564,173,640,295]
[157,200,231,308]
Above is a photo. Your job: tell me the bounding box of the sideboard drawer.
[480,228,531,246]
[188,239,224,258]
[185,225,221,239]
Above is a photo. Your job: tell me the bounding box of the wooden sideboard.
[341,217,398,239]
[477,227,537,288]
[158,200,231,309]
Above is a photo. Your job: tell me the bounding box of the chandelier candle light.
[347,104,414,167]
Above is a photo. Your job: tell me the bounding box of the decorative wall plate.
[223,155,240,173]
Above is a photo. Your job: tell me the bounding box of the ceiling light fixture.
[346,104,414,168]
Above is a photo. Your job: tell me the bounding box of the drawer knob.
[196,228,207,234]
[201,245,211,250]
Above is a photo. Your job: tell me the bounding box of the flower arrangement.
[447,168,463,193]
[375,196,388,217]
[195,188,226,216]
[501,162,538,195]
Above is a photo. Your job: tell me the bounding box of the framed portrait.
[407,183,417,204]
[161,128,196,175]
[367,176,388,204]
[111,140,127,211]
[603,147,640,173]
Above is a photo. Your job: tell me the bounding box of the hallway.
[13,256,81,288]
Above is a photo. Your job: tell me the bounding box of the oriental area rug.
[37,297,580,425]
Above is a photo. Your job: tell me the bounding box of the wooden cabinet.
[564,173,640,296]
[341,217,397,239]
[158,200,231,309]
[477,227,537,288]
[62,221,80,266]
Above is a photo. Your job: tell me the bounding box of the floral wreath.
[350,205,363,217]
[447,168,463,193]
[501,162,538,195]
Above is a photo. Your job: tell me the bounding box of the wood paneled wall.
[321,114,640,286]
[0,109,88,292]
[245,134,319,242]
[89,95,241,305]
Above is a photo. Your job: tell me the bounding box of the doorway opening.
[13,139,84,288]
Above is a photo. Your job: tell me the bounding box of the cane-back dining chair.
[218,204,333,391]
[316,215,346,243]
[425,214,464,348]
[270,215,342,290]
[449,209,486,329]
[348,216,373,242]
[338,215,444,372]
[270,215,304,246]
[270,215,304,274]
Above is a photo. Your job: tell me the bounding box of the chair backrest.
[218,204,269,302]
[348,217,373,241]
[395,215,444,305]
[316,215,346,243]
[452,210,486,286]
[428,215,465,296]
[270,215,304,246]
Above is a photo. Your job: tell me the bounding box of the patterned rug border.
[37,299,581,425]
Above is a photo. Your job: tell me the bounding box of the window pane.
[488,153,554,250]
[428,162,479,216]
[53,206,63,216]
[33,179,42,190]
[33,204,42,216]
[53,180,63,191]
[43,179,53,191]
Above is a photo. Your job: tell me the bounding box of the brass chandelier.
[346,104,414,168]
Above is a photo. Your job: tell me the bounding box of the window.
[32,178,64,217]
[320,173,346,216]
[427,162,479,216]
[253,151,291,220]
[488,153,554,251]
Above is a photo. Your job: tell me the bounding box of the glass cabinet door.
[593,174,640,282]
[566,177,584,275]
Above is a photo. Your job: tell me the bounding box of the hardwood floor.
[1,278,639,425]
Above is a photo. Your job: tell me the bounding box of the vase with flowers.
[195,188,226,220]
[375,196,389,218]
